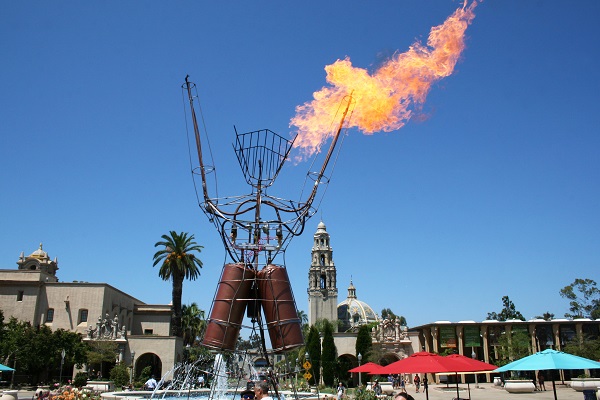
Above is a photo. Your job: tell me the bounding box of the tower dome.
[316,220,327,232]
[337,280,378,332]
[29,243,49,260]
[17,243,59,279]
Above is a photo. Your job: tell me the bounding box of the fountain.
[101,354,314,400]
[208,354,228,400]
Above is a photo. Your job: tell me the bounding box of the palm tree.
[298,309,309,337]
[182,302,206,346]
[153,231,203,337]
[298,309,308,325]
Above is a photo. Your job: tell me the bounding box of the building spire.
[347,279,357,299]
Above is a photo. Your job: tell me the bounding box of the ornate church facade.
[306,222,416,365]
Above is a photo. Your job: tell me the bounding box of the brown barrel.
[202,263,255,351]
[258,265,304,353]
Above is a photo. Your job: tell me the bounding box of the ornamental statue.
[86,313,126,340]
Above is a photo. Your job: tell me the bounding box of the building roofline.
[409,318,600,332]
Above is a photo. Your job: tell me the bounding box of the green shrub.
[73,372,89,388]
[138,365,152,385]
[355,389,378,400]
[110,362,131,388]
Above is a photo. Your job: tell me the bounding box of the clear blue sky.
[1,1,599,330]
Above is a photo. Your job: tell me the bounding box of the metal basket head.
[234,128,295,187]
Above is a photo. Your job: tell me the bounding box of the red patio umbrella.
[379,352,454,400]
[444,354,497,372]
[348,362,383,373]
[379,351,453,374]
[442,354,498,399]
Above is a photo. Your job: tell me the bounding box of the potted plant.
[504,376,536,393]
[0,390,19,400]
[570,374,600,392]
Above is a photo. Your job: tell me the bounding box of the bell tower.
[308,221,338,326]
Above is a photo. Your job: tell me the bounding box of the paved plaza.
[9,382,597,400]
[395,382,592,400]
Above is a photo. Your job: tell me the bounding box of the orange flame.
[290,1,478,159]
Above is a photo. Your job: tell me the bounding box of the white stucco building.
[0,244,183,381]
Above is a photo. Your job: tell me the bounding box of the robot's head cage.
[233,128,295,189]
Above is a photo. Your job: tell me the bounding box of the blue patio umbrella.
[495,349,600,400]
[495,349,600,372]
[0,363,15,371]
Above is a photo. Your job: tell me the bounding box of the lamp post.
[59,349,66,385]
[295,358,299,388]
[185,344,191,361]
[130,351,136,386]
[318,333,324,386]
[357,353,362,387]
[471,348,478,388]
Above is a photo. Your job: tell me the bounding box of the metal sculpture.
[182,76,353,359]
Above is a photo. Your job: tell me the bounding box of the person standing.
[373,380,382,396]
[337,382,346,400]
[413,374,421,393]
[537,371,546,391]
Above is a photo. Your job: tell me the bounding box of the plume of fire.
[290,1,478,159]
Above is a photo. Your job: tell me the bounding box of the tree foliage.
[321,319,337,386]
[380,308,407,326]
[236,332,262,351]
[494,330,531,366]
[185,344,213,364]
[560,278,600,319]
[73,372,89,388]
[182,302,206,346]
[534,312,555,321]
[110,362,131,388]
[486,296,525,321]
[298,310,309,325]
[355,324,373,362]
[87,341,118,370]
[305,325,321,386]
[153,231,204,337]
[16,321,55,381]
[563,336,600,362]
[0,316,87,384]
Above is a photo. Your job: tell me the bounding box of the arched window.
[46,308,54,323]
[320,274,326,289]
[320,254,325,266]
